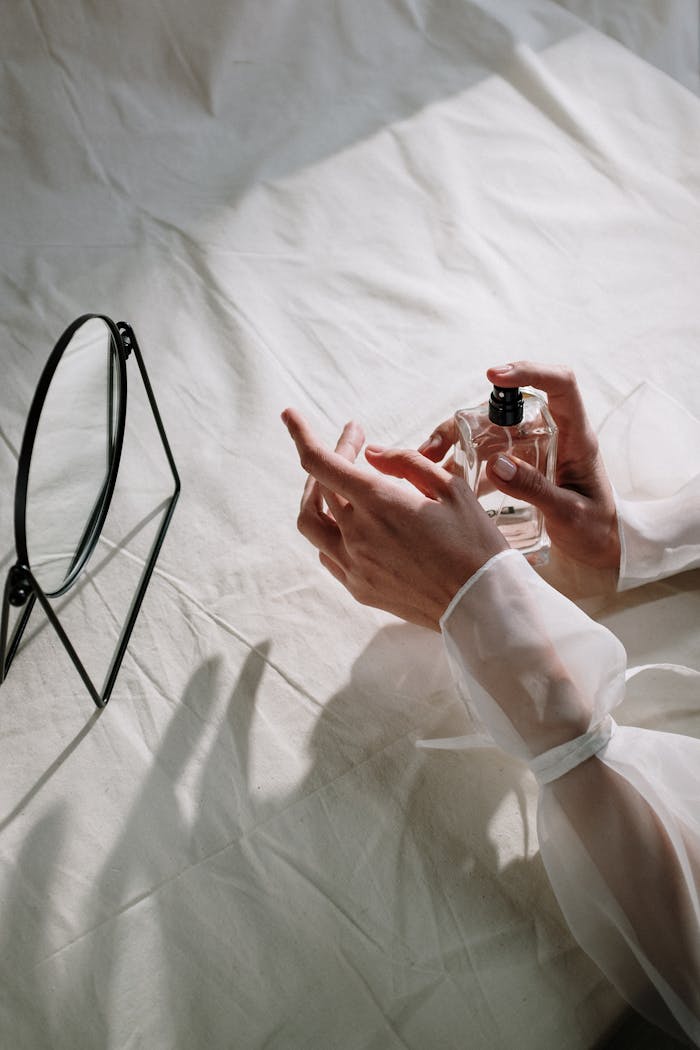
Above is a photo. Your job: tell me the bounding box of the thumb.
[485,454,572,518]
[365,445,451,499]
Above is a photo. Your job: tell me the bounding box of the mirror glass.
[24,317,119,595]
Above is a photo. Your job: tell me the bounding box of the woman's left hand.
[282,408,507,630]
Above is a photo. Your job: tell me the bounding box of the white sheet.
[1,2,699,1047]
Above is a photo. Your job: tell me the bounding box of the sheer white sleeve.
[598,383,700,591]
[433,549,700,1046]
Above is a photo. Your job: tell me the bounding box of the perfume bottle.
[455,385,557,564]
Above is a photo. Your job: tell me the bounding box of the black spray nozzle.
[489,385,523,426]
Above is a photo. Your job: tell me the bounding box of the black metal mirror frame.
[0,315,180,708]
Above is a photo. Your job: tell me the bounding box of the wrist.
[436,541,509,625]
[439,550,624,760]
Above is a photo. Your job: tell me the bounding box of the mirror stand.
[0,319,180,708]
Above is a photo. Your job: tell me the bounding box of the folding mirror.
[0,315,180,707]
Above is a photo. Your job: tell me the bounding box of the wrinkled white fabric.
[439,549,700,1045]
[551,0,700,94]
[2,1,699,1047]
[616,484,700,591]
[598,383,700,591]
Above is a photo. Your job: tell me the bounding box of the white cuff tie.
[530,715,617,786]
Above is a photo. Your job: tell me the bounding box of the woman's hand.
[282,409,507,630]
[419,362,621,574]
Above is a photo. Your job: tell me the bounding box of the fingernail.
[418,435,441,453]
[365,444,385,454]
[280,410,290,425]
[492,455,517,480]
[490,363,514,374]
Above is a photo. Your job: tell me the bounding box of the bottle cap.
[489,385,523,426]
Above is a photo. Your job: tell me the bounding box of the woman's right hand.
[418,362,621,574]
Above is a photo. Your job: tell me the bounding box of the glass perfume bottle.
[455,385,557,565]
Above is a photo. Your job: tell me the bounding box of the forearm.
[440,550,625,761]
[550,751,700,1022]
[440,550,700,1043]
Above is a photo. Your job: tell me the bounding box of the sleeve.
[437,549,700,1047]
[597,381,700,591]
[615,480,700,591]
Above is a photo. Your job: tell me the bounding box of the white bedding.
[1,2,699,1048]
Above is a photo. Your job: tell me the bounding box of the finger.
[365,446,451,499]
[282,408,372,502]
[319,484,349,523]
[298,475,348,563]
[487,360,580,398]
[485,454,584,522]
[328,419,366,514]
[334,419,365,463]
[299,473,333,534]
[417,417,458,461]
[486,361,593,442]
[302,472,323,515]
